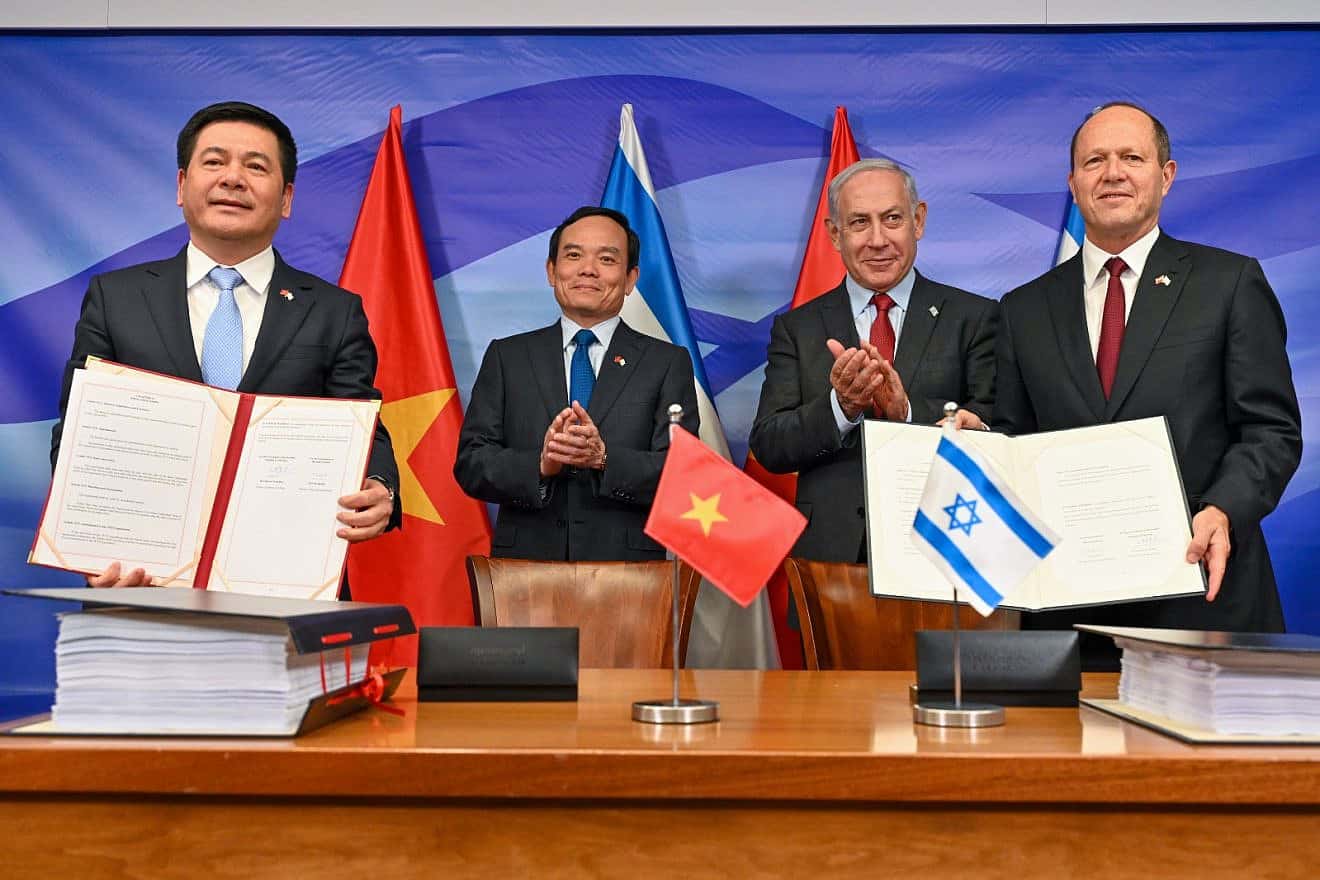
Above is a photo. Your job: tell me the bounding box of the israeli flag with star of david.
[911,428,1061,616]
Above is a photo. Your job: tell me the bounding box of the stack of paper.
[1118,642,1320,736]
[52,608,368,735]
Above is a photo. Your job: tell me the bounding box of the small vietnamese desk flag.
[647,427,807,607]
[910,426,1060,616]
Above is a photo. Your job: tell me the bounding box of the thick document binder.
[4,587,415,737]
[417,626,579,702]
[914,630,1081,707]
[30,358,381,600]
[1078,625,1320,744]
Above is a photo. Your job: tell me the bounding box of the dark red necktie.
[869,292,896,363]
[1096,257,1128,399]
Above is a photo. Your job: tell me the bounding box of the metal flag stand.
[633,404,719,725]
[913,402,1005,729]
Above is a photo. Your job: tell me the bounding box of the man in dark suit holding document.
[51,101,401,587]
[994,102,1301,649]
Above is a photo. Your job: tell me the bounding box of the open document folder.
[862,416,1206,611]
[30,359,380,600]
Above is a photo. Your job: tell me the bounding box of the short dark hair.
[547,206,640,271]
[177,101,298,184]
[1070,101,1171,169]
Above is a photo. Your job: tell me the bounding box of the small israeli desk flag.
[911,417,1061,617]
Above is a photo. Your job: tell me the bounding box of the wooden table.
[4,670,1319,879]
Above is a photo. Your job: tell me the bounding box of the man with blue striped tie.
[455,207,698,561]
[52,101,401,589]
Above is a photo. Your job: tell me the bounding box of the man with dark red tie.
[750,159,998,564]
[994,102,1302,661]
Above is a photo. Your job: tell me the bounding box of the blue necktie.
[569,328,598,408]
[202,266,245,390]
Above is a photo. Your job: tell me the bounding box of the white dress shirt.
[1079,225,1161,359]
[185,242,274,373]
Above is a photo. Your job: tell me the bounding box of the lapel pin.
[613,355,627,367]
[1154,275,1172,287]
[928,305,939,318]
[279,288,295,301]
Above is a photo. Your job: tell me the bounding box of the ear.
[912,201,928,242]
[1160,159,1177,197]
[624,265,640,295]
[176,169,186,208]
[281,183,294,219]
[545,259,557,287]
[825,216,842,253]
[1067,170,1079,204]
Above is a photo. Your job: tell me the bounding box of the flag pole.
[913,403,1006,729]
[632,405,720,726]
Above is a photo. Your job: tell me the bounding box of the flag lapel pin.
[279,288,295,301]
[1154,275,1172,287]
[613,355,626,367]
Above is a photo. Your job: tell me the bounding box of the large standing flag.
[339,106,492,663]
[1055,197,1086,265]
[910,427,1061,616]
[743,106,860,669]
[602,104,777,668]
[646,427,807,607]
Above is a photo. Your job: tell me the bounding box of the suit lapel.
[527,322,568,422]
[1103,234,1191,420]
[1046,255,1108,421]
[141,249,203,382]
[817,283,859,349]
[239,254,314,393]
[589,321,646,425]
[892,272,941,383]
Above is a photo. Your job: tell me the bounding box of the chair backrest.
[783,557,1020,670]
[466,556,702,668]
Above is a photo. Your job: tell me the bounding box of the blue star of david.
[942,493,982,536]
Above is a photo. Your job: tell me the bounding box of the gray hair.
[827,159,920,223]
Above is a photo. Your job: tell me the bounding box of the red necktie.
[1096,257,1127,399]
[869,292,896,363]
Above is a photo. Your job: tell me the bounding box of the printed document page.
[32,368,227,581]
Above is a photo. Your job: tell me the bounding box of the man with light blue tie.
[455,207,698,561]
[51,101,401,588]
[750,159,998,564]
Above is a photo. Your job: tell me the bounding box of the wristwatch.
[366,475,396,503]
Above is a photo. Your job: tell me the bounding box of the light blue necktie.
[201,266,245,390]
[568,328,598,408]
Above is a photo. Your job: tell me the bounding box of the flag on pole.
[1055,198,1086,265]
[602,103,778,668]
[910,427,1060,616]
[339,105,491,664]
[601,103,728,460]
[646,427,807,607]
[744,105,860,669]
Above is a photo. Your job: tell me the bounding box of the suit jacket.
[51,247,402,532]
[994,233,1301,636]
[749,273,999,562]
[453,319,698,561]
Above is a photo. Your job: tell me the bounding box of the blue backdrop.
[3,28,1318,709]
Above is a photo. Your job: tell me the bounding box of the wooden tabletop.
[4,669,1320,805]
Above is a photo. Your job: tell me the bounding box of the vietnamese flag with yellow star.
[647,427,807,608]
[339,106,491,660]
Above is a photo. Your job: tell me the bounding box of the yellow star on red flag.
[379,388,456,525]
[681,492,729,537]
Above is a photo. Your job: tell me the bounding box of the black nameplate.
[915,630,1081,707]
[417,626,578,702]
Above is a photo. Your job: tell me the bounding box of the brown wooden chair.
[466,556,702,668]
[783,557,1019,670]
